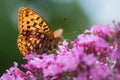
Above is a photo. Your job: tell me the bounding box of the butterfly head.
[54,28,63,45]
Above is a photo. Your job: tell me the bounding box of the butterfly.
[17,7,63,56]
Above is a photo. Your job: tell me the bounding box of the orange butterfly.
[17,7,63,56]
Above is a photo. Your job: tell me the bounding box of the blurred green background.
[1,0,120,76]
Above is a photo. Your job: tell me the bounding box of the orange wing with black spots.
[18,7,54,37]
[17,7,63,56]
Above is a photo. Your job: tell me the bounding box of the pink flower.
[83,54,96,66]
[90,63,112,80]
[85,24,115,39]
[74,72,88,80]
[1,21,120,80]
[0,62,26,80]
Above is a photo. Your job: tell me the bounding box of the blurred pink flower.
[1,21,120,80]
[0,62,26,80]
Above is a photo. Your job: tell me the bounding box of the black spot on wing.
[36,17,40,20]
[33,22,37,27]
[39,20,43,27]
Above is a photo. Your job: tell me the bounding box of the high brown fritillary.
[17,7,63,56]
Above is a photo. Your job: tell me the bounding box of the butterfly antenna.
[64,29,81,36]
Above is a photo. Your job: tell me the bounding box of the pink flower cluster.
[1,21,120,80]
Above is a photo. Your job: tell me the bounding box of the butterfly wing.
[18,7,56,55]
[18,7,54,37]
